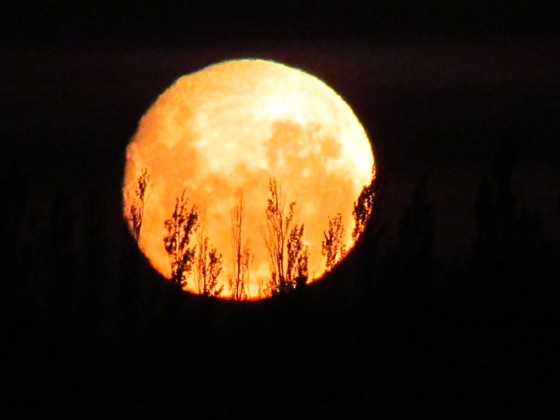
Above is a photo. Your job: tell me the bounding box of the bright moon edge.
[123,58,375,300]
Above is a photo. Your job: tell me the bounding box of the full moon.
[123,59,374,299]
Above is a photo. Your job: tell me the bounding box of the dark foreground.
[5,271,559,418]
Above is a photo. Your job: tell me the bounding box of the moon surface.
[123,59,374,299]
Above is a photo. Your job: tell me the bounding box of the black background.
[3,1,559,417]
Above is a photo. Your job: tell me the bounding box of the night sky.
[3,1,559,255]
[3,1,560,416]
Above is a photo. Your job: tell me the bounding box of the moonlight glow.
[123,59,374,299]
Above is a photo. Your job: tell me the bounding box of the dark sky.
[2,0,560,48]
[2,1,559,256]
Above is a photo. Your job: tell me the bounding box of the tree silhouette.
[472,141,518,279]
[352,165,377,241]
[163,190,199,288]
[394,173,434,278]
[472,141,555,297]
[230,193,252,300]
[130,168,150,242]
[263,178,304,295]
[286,224,309,289]
[371,173,434,303]
[322,213,346,271]
[349,170,387,302]
[195,225,224,297]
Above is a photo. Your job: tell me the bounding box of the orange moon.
[123,59,374,299]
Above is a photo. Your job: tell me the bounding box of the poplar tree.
[130,168,150,242]
[322,213,346,271]
[163,190,199,288]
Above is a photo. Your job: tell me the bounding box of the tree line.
[6,140,559,346]
[5,140,559,417]
[128,169,377,299]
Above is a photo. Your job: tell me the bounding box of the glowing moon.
[123,59,374,299]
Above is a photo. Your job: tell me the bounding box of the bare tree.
[195,224,224,297]
[230,193,252,300]
[263,178,306,295]
[130,168,150,241]
[163,190,199,288]
[352,166,376,241]
[322,213,346,271]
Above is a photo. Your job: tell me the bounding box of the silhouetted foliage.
[352,165,377,241]
[195,226,224,297]
[6,105,560,419]
[322,213,346,271]
[473,142,517,266]
[396,173,434,272]
[473,142,518,277]
[286,223,309,290]
[378,173,435,300]
[230,193,252,300]
[263,178,305,295]
[7,147,560,418]
[471,140,557,302]
[130,168,150,241]
[118,220,143,337]
[163,190,199,288]
[351,173,387,302]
